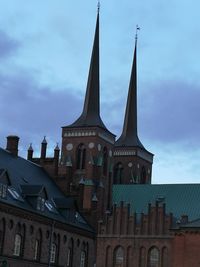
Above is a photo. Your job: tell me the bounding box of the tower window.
[77,144,86,170]
[103,147,108,176]
[141,167,147,184]
[114,163,123,184]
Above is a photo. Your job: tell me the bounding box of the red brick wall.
[0,203,95,267]
[172,231,200,267]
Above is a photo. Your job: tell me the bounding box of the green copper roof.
[113,184,200,221]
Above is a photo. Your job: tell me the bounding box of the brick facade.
[97,203,173,267]
[0,202,95,267]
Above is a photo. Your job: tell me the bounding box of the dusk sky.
[0,0,200,184]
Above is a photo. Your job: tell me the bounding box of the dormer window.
[0,184,7,199]
[8,188,21,200]
[37,197,45,211]
[45,200,58,213]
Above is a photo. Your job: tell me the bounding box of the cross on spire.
[115,25,144,148]
[97,1,100,13]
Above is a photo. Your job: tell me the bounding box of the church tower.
[60,9,115,227]
[113,34,153,185]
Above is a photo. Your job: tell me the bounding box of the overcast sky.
[0,0,200,184]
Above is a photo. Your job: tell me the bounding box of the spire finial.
[97,1,100,13]
[135,25,140,42]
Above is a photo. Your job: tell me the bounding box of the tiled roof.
[113,184,200,221]
[181,218,200,228]
[0,148,94,233]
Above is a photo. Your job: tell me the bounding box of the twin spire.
[69,9,144,149]
[70,9,107,130]
[115,36,144,148]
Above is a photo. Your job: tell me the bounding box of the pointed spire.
[28,143,33,151]
[69,9,107,130]
[116,30,144,148]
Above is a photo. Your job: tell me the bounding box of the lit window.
[80,251,86,267]
[13,234,22,256]
[34,240,39,260]
[50,243,56,263]
[0,184,7,198]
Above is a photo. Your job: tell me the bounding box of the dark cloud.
[139,80,200,147]
[1,69,199,157]
[0,29,20,59]
[0,71,82,155]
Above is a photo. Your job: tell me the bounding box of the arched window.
[13,223,25,257]
[50,243,57,263]
[77,144,86,170]
[127,246,133,267]
[105,246,111,267]
[114,163,123,184]
[67,238,74,267]
[139,247,146,267]
[80,251,86,267]
[161,247,168,267]
[141,167,147,184]
[0,218,5,255]
[103,147,108,176]
[13,234,22,256]
[114,246,124,267]
[148,247,160,267]
[34,229,42,261]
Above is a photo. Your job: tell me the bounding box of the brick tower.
[60,10,115,227]
[114,35,153,185]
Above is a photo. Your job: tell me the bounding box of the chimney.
[6,135,20,156]
[41,136,47,159]
[54,143,60,176]
[27,143,33,160]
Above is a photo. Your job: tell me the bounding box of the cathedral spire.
[116,30,144,148]
[69,8,107,130]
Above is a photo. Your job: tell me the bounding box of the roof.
[0,147,94,233]
[180,218,200,229]
[113,184,200,221]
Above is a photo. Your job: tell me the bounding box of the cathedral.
[1,7,200,267]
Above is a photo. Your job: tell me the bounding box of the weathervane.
[135,24,140,41]
[97,1,100,13]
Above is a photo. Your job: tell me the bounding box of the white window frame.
[13,234,22,256]
[67,248,71,266]
[34,239,39,260]
[80,251,86,267]
[0,184,7,198]
[50,243,56,263]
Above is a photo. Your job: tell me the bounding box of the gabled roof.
[113,184,200,222]
[0,147,94,233]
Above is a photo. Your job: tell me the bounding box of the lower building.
[0,144,95,267]
[96,184,200,267]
